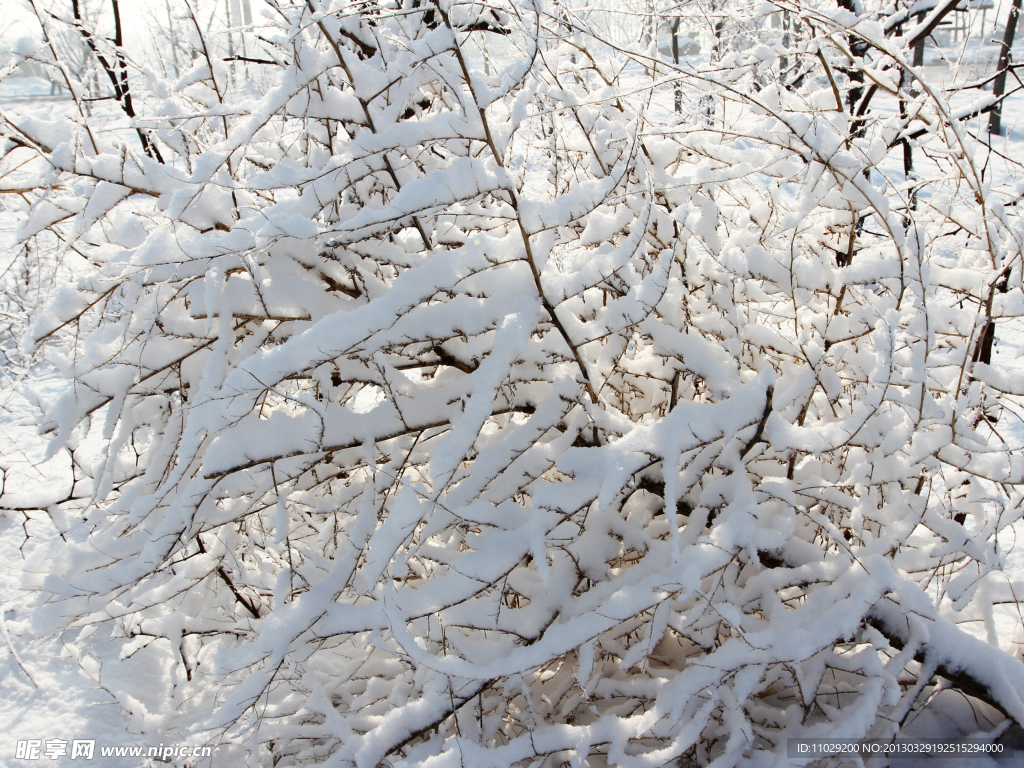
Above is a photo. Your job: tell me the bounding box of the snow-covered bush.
[4,0,1024,765]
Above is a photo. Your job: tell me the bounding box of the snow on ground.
[0,76,71,102]
[0,514,145,768]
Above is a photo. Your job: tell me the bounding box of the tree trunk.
[990,0,1022,136]
[672,18,681,112]
[913,11,926,67]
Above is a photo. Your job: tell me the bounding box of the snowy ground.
[3,35,1024,767]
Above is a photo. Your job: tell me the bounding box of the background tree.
[991,0,1023,135]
